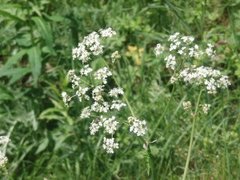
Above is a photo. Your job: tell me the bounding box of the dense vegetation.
[0,0,239,179]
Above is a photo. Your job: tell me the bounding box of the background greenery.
[0,0,239,179]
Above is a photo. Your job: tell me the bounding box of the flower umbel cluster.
[154,32,230,94]
[62,28,147,153]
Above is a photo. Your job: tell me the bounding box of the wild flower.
[102,116,119,134]
[128,116,147,136]
[89,118,103,135]
[80,65,93,76]
[102,137,119,154]
[111,51,120,63]
[154,32,230,94]
[62,28,148,153]
[80,107,91,119]
[202,104,211,114]
[94,67,112,84]
[182,101,192,111]
[110,100,126,111]
[154,43,164,56]
[155,33,230,179]
[177,66,230,94]
[109,87,124,97]
[0,136,9,145]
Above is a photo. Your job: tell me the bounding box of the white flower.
[89,118,102,135]
[170,76,178,84]
[82,32,103,56]
[205,43,215,57]
[102,137,119,153]
[76,87,89,101]
[177,66,230,94]
[91,101,109,113]
[111,51,120,63]
[202,104,211,114]
[168,32,180,42]
[94,67,112,84]
[80,107,91,119]
[110,100,126,111]
[61,92,71,106]
[169,43,178,51]
[218,75,231,88]
[80,65,93,76]
[102,116,118,134]
[164,54,176,70]
[92,85,104,102]
[99,27,116,38]
[181,36,194,43]
[0,136,10,145]
[154,43,164,56]
[67,70,80,89]
[72,43,90,63]
[128,116,147,136]
[109,87,124,97]
[205,78,217,94]
[183,101,192,110]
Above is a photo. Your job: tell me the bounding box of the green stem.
[182,115,196,180]
[182,90,203,180]
[103,60,135,117]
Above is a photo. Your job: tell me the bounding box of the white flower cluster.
[0,136,9,168]
[102,137,119,154]
[72,28,116,63]
[0,136,9,145]
[177,66,230,94]
[182,101,192,111]
[89,116,119,135]
[154,33,230,94]
[154,43,164,56]
[94,67,112,84]
[201,104,211,114]
[99,27,116,38]
[128,116,147,136]
[63,28,147,153]
[111,51,120,63]
[109,87,124,97]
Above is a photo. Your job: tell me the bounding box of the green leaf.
[0,67,30,84]
[35,138,49,154]
[27,47,42,86]
[0,9,25,22]
[32,16,54,53]
[0,86,14,101]
[9,68,31,85]
[4,49,27,68]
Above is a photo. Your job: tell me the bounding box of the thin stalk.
[182,115,196,180]
[182,90,203,180]
[103,60,135,117]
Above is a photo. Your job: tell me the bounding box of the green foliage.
[0,0,239,179]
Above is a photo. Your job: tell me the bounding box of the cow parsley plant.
[62,28,147,153]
